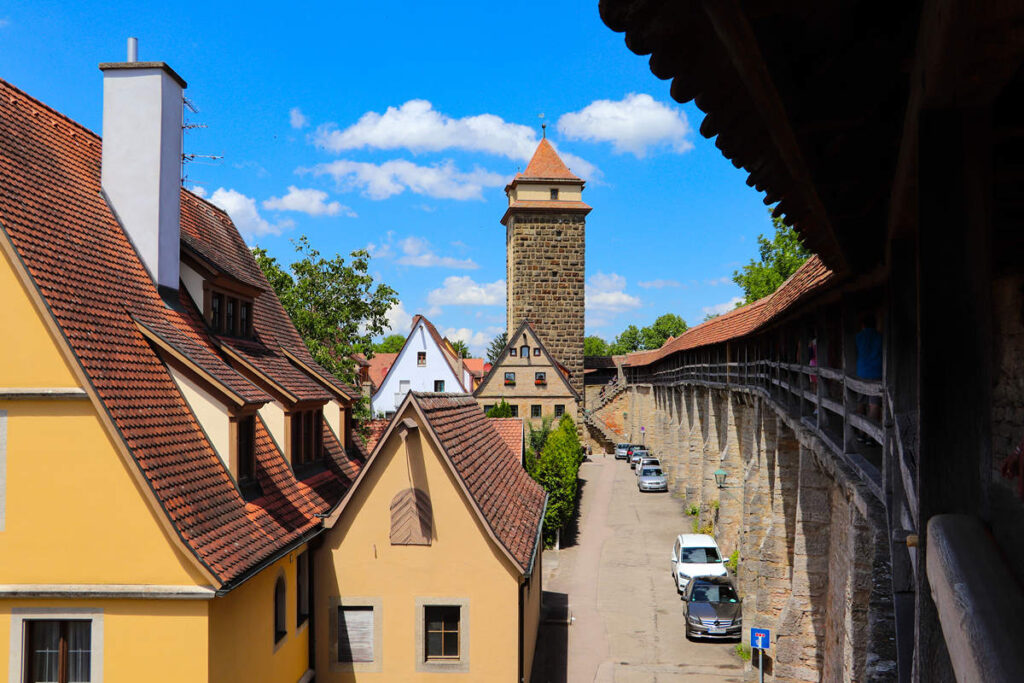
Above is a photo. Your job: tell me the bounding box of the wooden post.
[915,106,993,681]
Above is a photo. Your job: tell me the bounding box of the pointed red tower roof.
[522,138,581,180]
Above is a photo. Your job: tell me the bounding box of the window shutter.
[338,607,374,662]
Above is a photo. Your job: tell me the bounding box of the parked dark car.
[683,576,742,640]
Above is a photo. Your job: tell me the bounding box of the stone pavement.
[532,455,746,683]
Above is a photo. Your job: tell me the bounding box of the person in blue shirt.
[855,314,883,426]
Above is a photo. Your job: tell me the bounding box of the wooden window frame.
[23,619,92,683]
[273,575,287,645]
[550,188,559,200]
[417,351,427,367]
[288,407,325,471]
[433,380,445,393]
[296,551,310,628]
[415,598,469,673]
[205,285,254,339]
[424,606,460,661]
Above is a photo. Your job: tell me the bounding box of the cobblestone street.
[532,455,746,682]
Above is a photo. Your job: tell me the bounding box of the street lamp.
[714,468,728,489]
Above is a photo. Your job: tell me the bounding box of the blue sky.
[1,1,773,355]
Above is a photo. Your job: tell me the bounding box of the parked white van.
[671,533,728,592]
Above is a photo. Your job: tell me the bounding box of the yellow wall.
[509,183,583,203]
[520,550,542,683]
[0,247,79,387]
[315,406,523,681]
[0,248,208,586]
[0,598,209,683]
[209,548,311,683]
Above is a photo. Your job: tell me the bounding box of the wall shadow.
[530,591,569,683]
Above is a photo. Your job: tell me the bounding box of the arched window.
[274,575,287,643]
[390,488,433,545]
[520,344,529,358]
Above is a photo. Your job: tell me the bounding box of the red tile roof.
[0,76,363,586]
[364,352,397,392]
[413,394,545,573]
[362,418,390,452]
[522,138,581,180]
[623,256,834,367]
[490,418,525,462]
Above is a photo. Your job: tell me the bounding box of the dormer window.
[207,287,254,339]
[290,408,324,471]
[235,413,260,499]
[550,188,559,200]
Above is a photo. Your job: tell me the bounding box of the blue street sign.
[750,628,771,650]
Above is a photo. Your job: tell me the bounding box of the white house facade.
[371,315,467,417]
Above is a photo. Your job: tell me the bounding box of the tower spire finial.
[539,112,546,138]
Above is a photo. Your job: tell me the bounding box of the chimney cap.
[99,61,188,89]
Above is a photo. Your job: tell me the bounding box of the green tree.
[373,333,406,354]
[450,339,470,359]
[486,332,506,364]
[253,235,398,396]
[534,426,580,547]
[732,214,811,305]
[608,325,643,355]
[525,415,555,476]
[486,399,514,418]
[639,313,688,350]
[584,335,609,356]
[702,311,721,322]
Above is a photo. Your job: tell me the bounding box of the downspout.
[519,579,525,683]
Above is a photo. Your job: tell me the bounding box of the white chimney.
[99,38,186,292]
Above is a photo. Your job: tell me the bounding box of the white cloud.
[262,186,355,217]
[384,300,413,336]
[427,276,506,308]
[557,93,693,157]
[366,231,396,259]
[314,99,537,160]
[189,185,207,198]
[312,99,599,181]
[289,107,308,130]
[704,276,731,286]
[209,188,293,239]
[307,159,506,201]
[586,272,642,313]
[637,278,681,289]
[702,297,744,318]
[443,325,503,357]
[396,236,477,269]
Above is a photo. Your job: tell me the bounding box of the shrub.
[734,643,751,662]
[486,399,513,418]
[686,504,700,516]
[726,550,739,573]
[711,499,720,511]
[533,415,584,547]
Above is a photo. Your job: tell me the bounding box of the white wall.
[371,322,463,415]
[259,400,286,454]
[180,261,205,315]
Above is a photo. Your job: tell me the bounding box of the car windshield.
[617,444,628,449]
[641,468,662,476]
[680,547,722,563]
[691,583,739,603]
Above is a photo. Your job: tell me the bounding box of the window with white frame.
[11,609,102,683]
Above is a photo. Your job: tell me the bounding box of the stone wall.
[506,213,585,398]
[621,383,896,682]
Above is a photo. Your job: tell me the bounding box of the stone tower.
[501,138,590,397]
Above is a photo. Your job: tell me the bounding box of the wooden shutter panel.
[338,607,374,662]
[389,488,432,545]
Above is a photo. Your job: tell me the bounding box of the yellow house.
[474,320,580,426]
[0,49,366,682]
[315,392,546,682]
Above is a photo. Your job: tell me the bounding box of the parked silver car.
[637,465,667,492]
[683,576,742,640]
[629,449,649,468]
[614,443,632,460]
[635,457,661,476]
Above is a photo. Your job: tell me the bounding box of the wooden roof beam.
[701,0,849,273]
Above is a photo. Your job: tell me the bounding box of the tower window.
[550,188,559,200]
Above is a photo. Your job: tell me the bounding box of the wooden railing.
[629,358,886,501]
